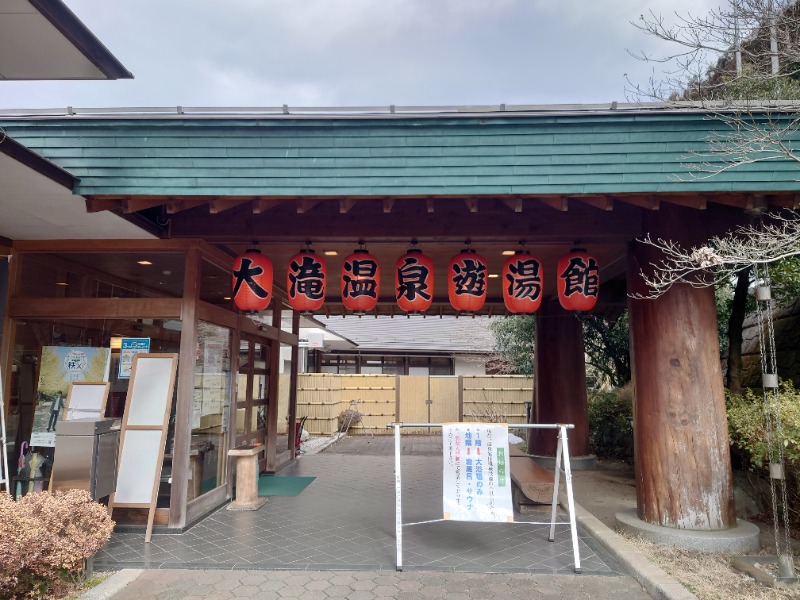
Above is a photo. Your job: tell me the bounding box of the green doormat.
[258,475,315,497]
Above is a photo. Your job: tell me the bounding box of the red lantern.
[232,248,273,313]
[503,251,543,314]
[396,248,434,314]
[287,248,327,314]
[448,247,487,314]
[341,247,380,314]
[557,248,599,312]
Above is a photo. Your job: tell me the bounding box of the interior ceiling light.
[501,250,515,256]
[323,250,338,256]
[488,273,499,279]
[137,260,153,265]
[55,282,68,286]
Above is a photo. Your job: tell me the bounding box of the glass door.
[236,337,270,471]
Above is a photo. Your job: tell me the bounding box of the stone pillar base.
[615,509,760,553]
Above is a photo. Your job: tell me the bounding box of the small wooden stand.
[227,445,267,511]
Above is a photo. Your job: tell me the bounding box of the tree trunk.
[726,265,751,395]
[530,298,591,457]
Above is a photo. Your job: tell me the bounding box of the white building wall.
[454,356,486,375]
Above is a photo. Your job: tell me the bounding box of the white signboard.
[442,422,514,523]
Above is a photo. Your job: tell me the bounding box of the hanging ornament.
[232,247,273,314]
[396,246,434,314]
[341,242,380,314]
[287,244,327,314]
[557,248,599,312]
[448,243,487,314]
[503,250,543,314]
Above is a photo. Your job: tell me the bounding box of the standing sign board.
[442,423,513,523]
[108,353,178,542]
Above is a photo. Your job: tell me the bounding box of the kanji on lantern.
[232,249,273,313]
[557,248,599,312]
[342,247,380,314]
[503,251,543,314]
[396,248,434,314]
[449,248,487,314]
[287,249,327,313]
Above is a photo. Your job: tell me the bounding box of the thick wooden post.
[530,299,590,457]
[628,206,736,530]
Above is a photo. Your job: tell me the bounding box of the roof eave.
[29,0,133,80]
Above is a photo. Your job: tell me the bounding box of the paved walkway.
[81,436,676,599]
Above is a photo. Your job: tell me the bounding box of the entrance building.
[1,104,798,534]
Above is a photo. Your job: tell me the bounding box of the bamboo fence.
[277,374,533,435]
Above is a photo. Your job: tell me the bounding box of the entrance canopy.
[1,103,796,315]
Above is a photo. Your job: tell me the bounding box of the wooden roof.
[1,106,794,316]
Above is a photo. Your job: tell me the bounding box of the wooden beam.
[209,198,251,214]
[383,198,395,213]
[767,194,800,210]
[538,197,568,211]
[502,198,523,213]
[427,198,435,213]
[297,199,323,214]
[8,297,183,319]
[339,198,359,214]
[704,194,756,209]
[122,198,169,214]
[252,199,287,214]
[615,196,660,211]
[85,197,122,213]
[464,198,479,213]
[167,198,210,214]
[577,196,614,211]
[660,196,707,210]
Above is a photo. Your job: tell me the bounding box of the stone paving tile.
[93,568,654,599]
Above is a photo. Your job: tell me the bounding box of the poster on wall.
[118,337,151,379]
[30,346,111,447]
[442,422,514,523]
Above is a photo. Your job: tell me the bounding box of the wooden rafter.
[297,199,323,214]
[577,196,614,211]
[660,196,707,210]
[339,198,359,214]
[383,198,395,213]
[209,198,251,214]
[768,194,800,210]
[538,197,568,211]
[85,197,121,213]
[122,198,169,214]
[166,198,209,214]
[252,199,288,214]
[427,198,435,213]
[616,196,660,210]
[464,198,479,213]
[502,198,523,212]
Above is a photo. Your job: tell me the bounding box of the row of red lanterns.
[232,245,599,315]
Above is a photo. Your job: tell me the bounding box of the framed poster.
[31,346,111,447]
[118,337,151,379]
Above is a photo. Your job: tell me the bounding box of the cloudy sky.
[3,0,719,109]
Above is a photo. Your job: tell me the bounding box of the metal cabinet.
[52,418,120,500]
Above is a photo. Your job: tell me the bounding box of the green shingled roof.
[1,110,798,197]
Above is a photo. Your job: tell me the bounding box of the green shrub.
[588,384,634,462]
[727,383,800,527]
[0,489,114,599]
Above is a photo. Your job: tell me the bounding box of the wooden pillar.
[287,311,299,455]
[169,246,201,528]
[530,299,590,457]
[627,205,735,530]
[265,303,282,471]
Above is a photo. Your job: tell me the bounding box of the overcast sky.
[2,0,720,110]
